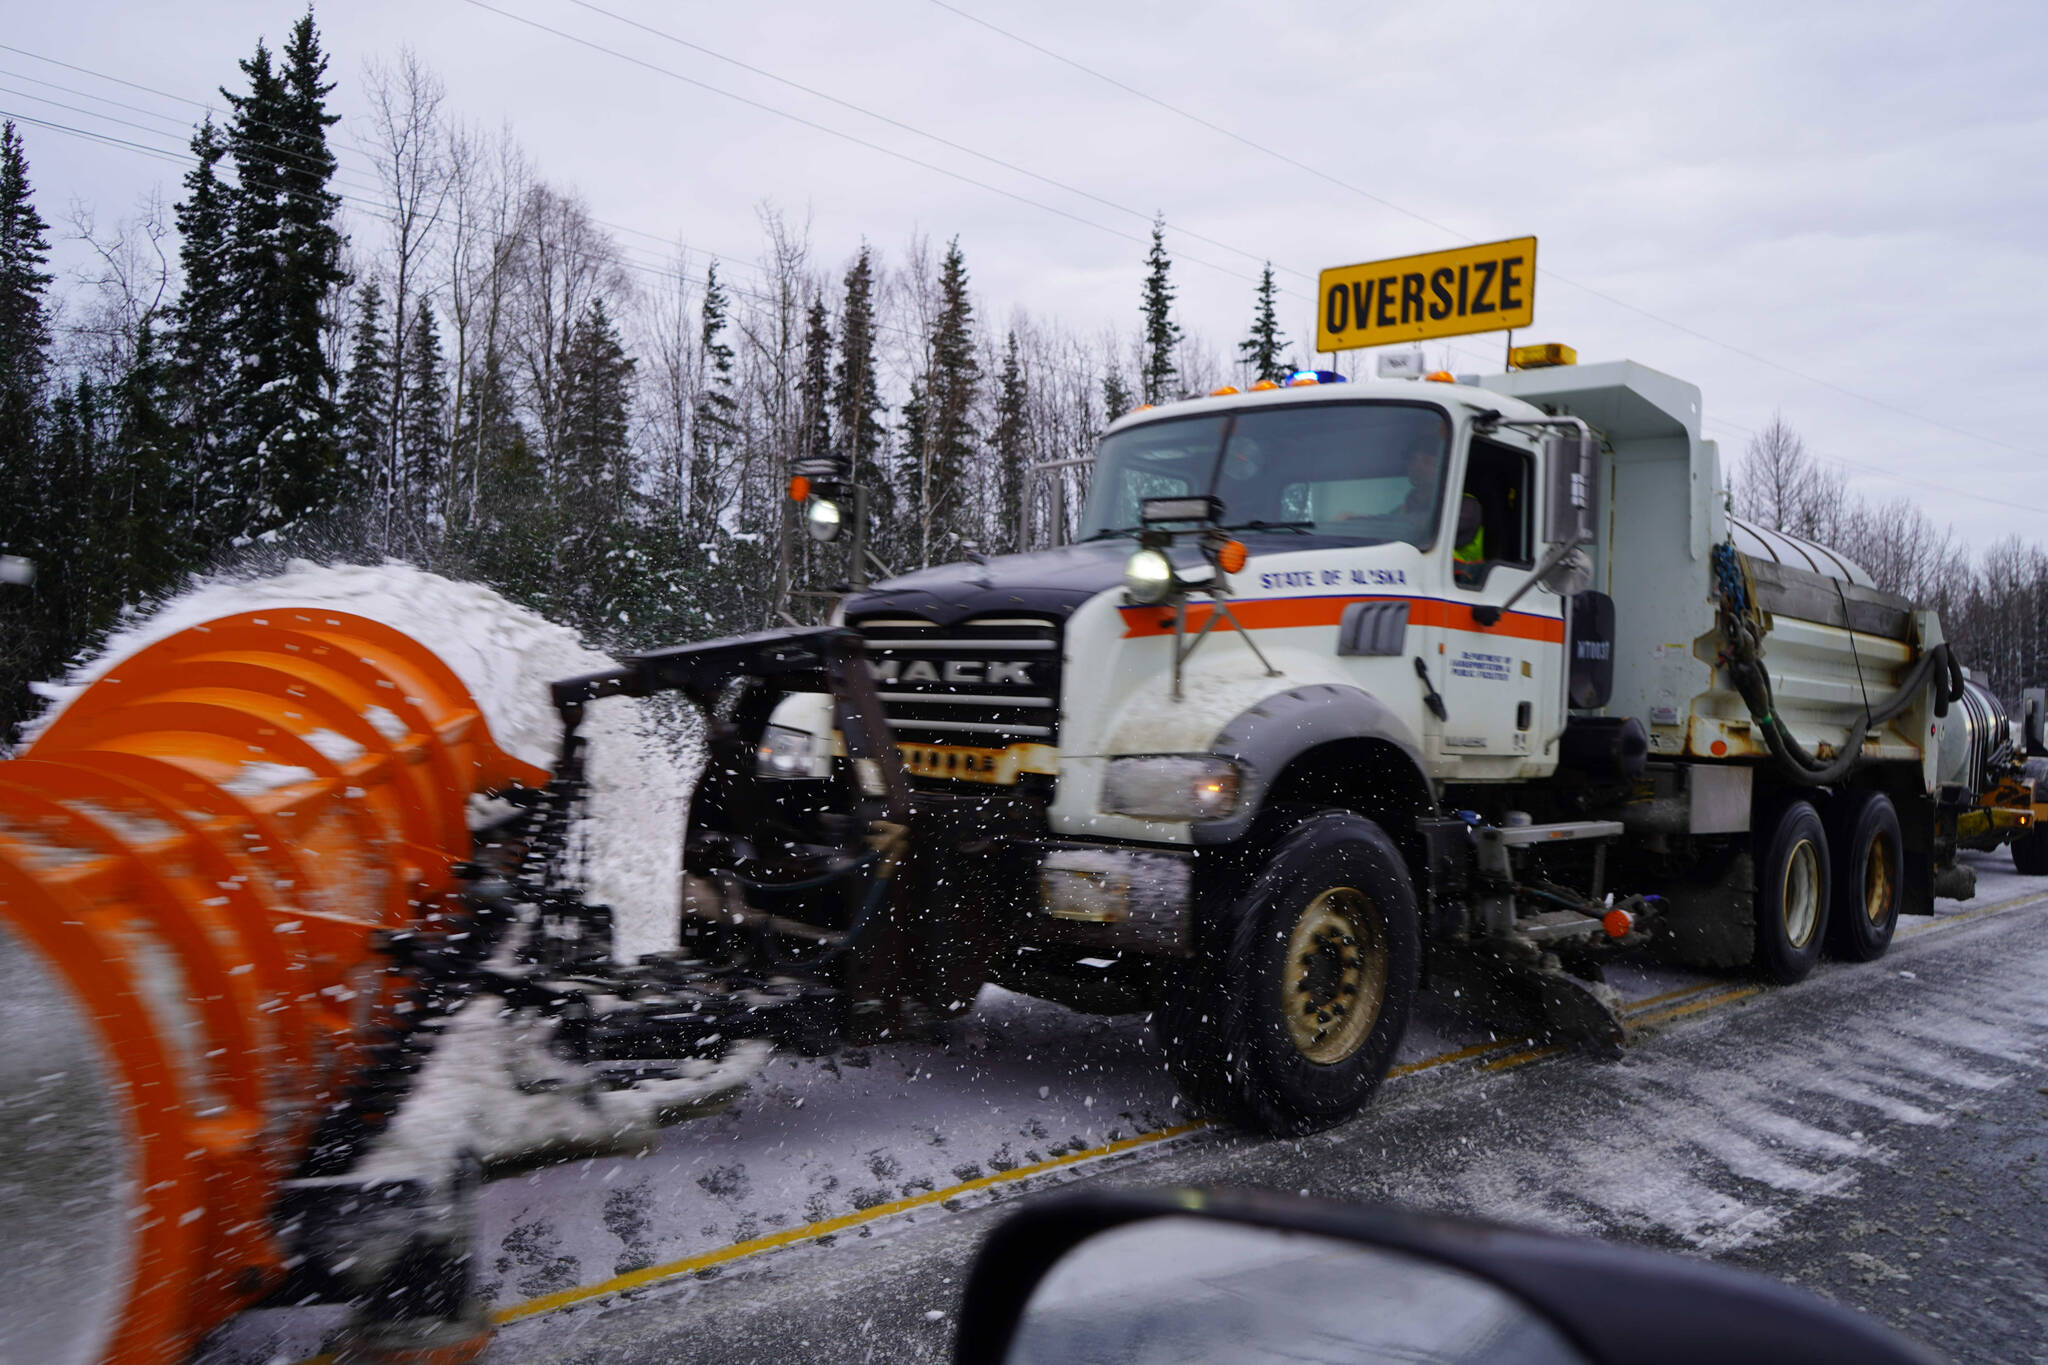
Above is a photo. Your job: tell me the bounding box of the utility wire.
[9,41,1472,382]
[0,47,773,287]
[455,0,1268,291]
[565,0,1304,283]
[927,0,2043,462]
[0,41,212,111]
[1699,414,2048,517]
[5,104,1118,393]
[0,67,196,127]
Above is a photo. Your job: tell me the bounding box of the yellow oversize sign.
[1316,236,1536,352]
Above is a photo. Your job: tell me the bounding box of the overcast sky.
[8,0,2046,547]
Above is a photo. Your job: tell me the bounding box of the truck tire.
[1170,811,1420,1136]
[1826,790,1901,962]
[2012,828,2048,876]
[1754,798,1831,984]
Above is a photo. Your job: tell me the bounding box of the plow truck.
[702,355,1991,1134]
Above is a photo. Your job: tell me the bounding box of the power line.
[1700,415,2048,517]
[0,85,204,144]
[5,103,1106,393]
[565,0,1303,284]
[553,3,1527,382]
[4,63,1420,400]
[0,67,195,128]
[0,41,212,112]
[11,39,1469,385]
[455,0,1270,292]
[0,51,772,287]
[926,0,2044,464]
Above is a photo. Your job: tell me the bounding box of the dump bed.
[1477,361,1940,789]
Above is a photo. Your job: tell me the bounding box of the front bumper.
[1033,844,1195,955]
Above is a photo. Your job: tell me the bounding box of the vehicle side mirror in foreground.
[953,1187,1943,1365]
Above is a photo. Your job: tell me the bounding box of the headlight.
[804,496,844,543]
[1101,755,1243,820]
[757,724,823,779]
[1123,547,1175,604]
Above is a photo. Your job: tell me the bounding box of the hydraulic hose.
[1713,542,1962,787]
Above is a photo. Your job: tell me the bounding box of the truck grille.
[851,615,1062,747]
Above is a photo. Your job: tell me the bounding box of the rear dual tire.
[1753,799,1831,983]
[1754,791,1903,981]
[1826,790,1902,963]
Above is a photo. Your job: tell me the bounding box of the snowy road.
[195,852,2048,1364]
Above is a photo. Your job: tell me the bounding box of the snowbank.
[354,1002,768,1178]
[25,558,696,958]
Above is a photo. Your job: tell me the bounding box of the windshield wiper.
[1220,520,1315,535]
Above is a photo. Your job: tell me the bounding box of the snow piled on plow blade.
[25,558,695,958]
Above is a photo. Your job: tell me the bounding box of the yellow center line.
[1478,1041,1566,1072]
[1624,980,1725,1013]
[494,1118,1211,1324]
[1629,985,1763,1029]
[1388,1036,1514,1077]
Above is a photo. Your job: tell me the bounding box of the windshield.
[1078,401,1452,548]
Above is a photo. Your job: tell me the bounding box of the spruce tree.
[456,344,529,532]
[990,332,1030,554]
[921,237,979,565]
[1239,262,1289,384]
[690,261,737,531]
[798,295,833,472]
[1101,364,1134,427]
[0,121,54,734]
[169,119,234,527]
[340,279,391,495]
[35,379,99,666]
[0,121,51,473]
[1139,215,1181,405]
[400,301,448,532]
[104,321,189,605]
[554,298,635,625]
[220,14,348,539]
[831,244,891,556]
[558,298,634,529]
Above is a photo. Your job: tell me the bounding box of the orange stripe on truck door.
[1118,594,1565,644]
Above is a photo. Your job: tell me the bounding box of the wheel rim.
[1782,839,1821,948]
[1864,838,1896,925]
[1281,886,1388,1065]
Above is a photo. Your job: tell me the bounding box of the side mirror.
[1544,432,1599,546]
[2025,688,2047,758]
[957,1188,1943,1365]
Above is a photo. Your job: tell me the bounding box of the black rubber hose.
[764,859,898,972]
[1726,625,1949,788]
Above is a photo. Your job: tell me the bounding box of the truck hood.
[843,540,1148,625]
[843,532,1391,626]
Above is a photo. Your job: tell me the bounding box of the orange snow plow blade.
[0,609,547,1365]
